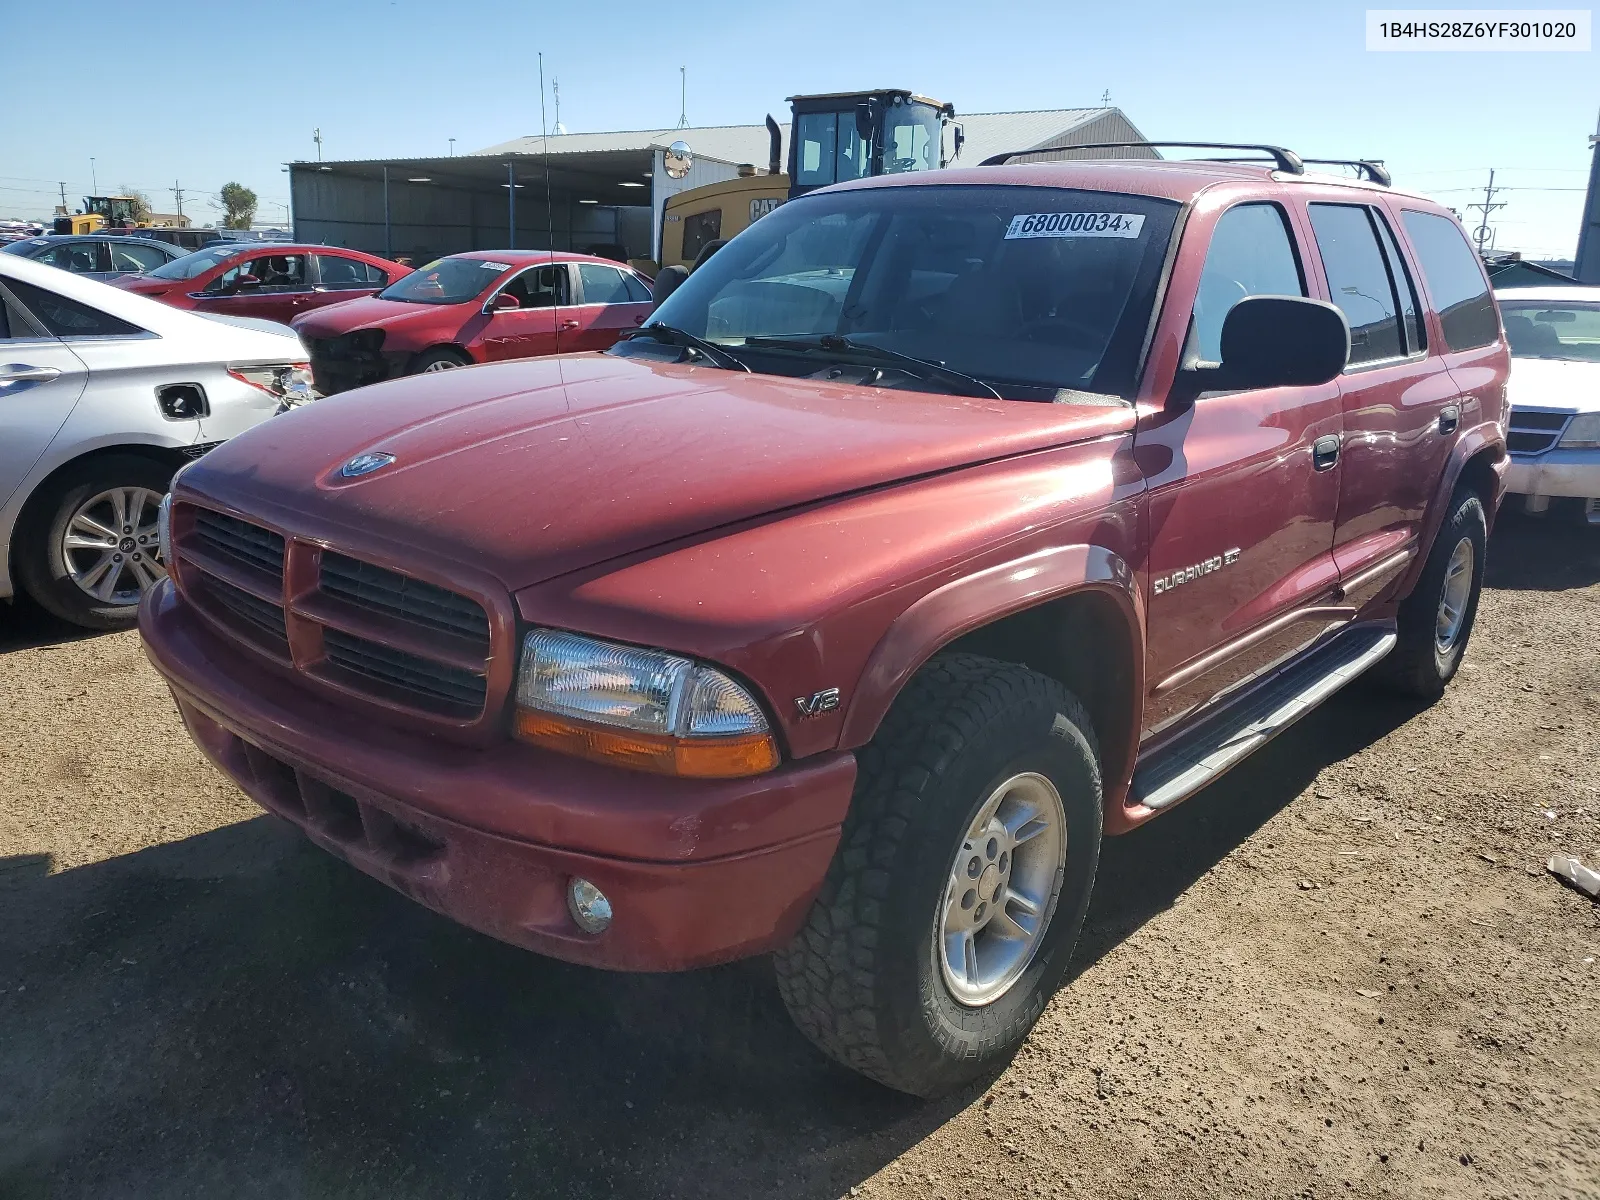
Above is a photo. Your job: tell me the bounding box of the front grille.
[193,572,288,656]
[191,509,285,580]
[321,628,487,716]
[176,504,495,726]
[1508,409,1570,456]
[320,552,490,647]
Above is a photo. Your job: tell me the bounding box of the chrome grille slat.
[192,510,285,580]
[320,552,490,647]
[1507,409,1569,456]
[321,628,487,715]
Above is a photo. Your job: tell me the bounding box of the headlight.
[1559,413,1600,449]
[156,492,173,565]
[348,328,386,353]
[229,362,315,402]
[514,629,779,778]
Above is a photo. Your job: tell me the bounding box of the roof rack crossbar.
[1300,158,1393,187]
[979,141,1306,174]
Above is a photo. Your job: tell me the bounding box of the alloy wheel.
[61,487,166,606]
[937,771,1067,1007]
[1434,537,1474,652]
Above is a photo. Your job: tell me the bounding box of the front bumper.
[139,581,855,971]
[1506,448,1600,507]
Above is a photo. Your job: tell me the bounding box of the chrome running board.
[1131,625,1397,812]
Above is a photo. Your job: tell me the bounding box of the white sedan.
[1497,285,1600,526]
[1,252,312,628]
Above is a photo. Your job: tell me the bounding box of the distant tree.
[219,182,258,230]
[119,187,153,222]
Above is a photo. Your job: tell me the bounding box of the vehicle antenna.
[539,53,555,262]
[1466,168,1507,252]
[1101,89,1111,105]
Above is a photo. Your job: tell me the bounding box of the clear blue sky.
[3,0,1595,256]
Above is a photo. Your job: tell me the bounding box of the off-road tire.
[1374,487,1487,700]
[14,455,175,630]
[409,347,471,374]
[774,654,1103,1097]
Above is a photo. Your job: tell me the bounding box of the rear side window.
[1309,204,1403,366]
[578,263,634,305]
[1370,211,1424,354]
[315,254,382,288]
[4,278,144,338]
[1400,210,1500,351]
[110,242,171,273]
[1190,203,1305,362]
[621,271,651,303]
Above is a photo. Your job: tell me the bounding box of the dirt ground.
[1,512,1596,1200]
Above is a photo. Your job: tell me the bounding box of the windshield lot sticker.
[1005,212,1145,240]
[481,261,513,271]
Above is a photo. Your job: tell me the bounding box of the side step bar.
[1130,625,1397,812]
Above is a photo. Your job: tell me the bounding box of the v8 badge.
[794,688,841,719]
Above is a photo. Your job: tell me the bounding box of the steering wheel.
[1015,314,1105,348]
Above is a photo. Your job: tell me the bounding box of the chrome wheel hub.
[62,487,167,606]
[938,771,1067,1007]
[1435,537,1474,652]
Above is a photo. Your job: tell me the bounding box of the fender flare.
[1397,421,1506,597]
[838,543,1145,750]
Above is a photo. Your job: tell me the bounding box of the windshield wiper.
[621,324,750,372]
[740,335,1002,399]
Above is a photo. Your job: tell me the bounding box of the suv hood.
[178,353,1132,590]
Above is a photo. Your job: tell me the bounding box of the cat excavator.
[52,196,150,236]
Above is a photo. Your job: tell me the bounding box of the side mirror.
[651,264,688,310]
[232,272,261,292]
[854,101,877,141]
[491,292,521,312]
[1178,295,1349,400]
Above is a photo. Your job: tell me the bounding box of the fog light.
[568,877,612,934]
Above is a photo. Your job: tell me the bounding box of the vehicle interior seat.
[1503,313,1562,355]
[319,258,359,285]
[70,248,96,272]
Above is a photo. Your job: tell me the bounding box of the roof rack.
[1300,158,1392,187]
[979,141,1306,174]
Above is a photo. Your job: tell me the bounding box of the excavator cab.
[53,196,145,236]
[786,90,960,199]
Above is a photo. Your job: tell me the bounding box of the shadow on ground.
[1486,510,1600,592]
[0,517,1591,1198]
[0,596,106,655]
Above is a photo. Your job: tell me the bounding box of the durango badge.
[1153,548,1241,595]
[340,452,397,479]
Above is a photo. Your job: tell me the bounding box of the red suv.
[140,145,1509,1097]
[289,251,655,394]
[113,243,407,326]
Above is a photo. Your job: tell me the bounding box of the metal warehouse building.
[286,106,1152,265]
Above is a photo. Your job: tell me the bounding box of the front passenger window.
[1190,204,1305,363]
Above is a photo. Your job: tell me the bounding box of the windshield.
[378,257,509,304]
[881,100,943,174]
[793,100,945,189]
[147,243,248,280]
[642,185,1179,400]
[1500,301,1600,362]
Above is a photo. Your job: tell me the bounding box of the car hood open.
[176,352,1133,591]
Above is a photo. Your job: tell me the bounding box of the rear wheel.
[410,347,470,374]
[1374,487,1487,699]
[15,455,174,630]
[775,654,1102,1097]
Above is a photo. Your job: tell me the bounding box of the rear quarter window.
[1399,210,1500,352]
[3,278,144,338]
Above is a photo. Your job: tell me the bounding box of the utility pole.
[57,182,67,211]
[1575,106,1600,284]
[677,66,689,128]
[170,182,185,223]
[1466,169,1507,253]
[313,127,323,161]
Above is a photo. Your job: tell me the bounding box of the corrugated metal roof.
[473,107,1148,169]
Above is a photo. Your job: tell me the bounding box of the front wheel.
[775,654,1102,1097]
[410,347,470,375]
[1374,487,1487,699]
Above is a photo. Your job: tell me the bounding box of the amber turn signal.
[514,711,780,778]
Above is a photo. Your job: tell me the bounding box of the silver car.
[1,253,312,628]
[1498,285,1600,526]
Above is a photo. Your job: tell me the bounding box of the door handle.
[560,319,580,330]
[1312,434,1341,471]
[0,363,62,386]
[1439,405,1460,435]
